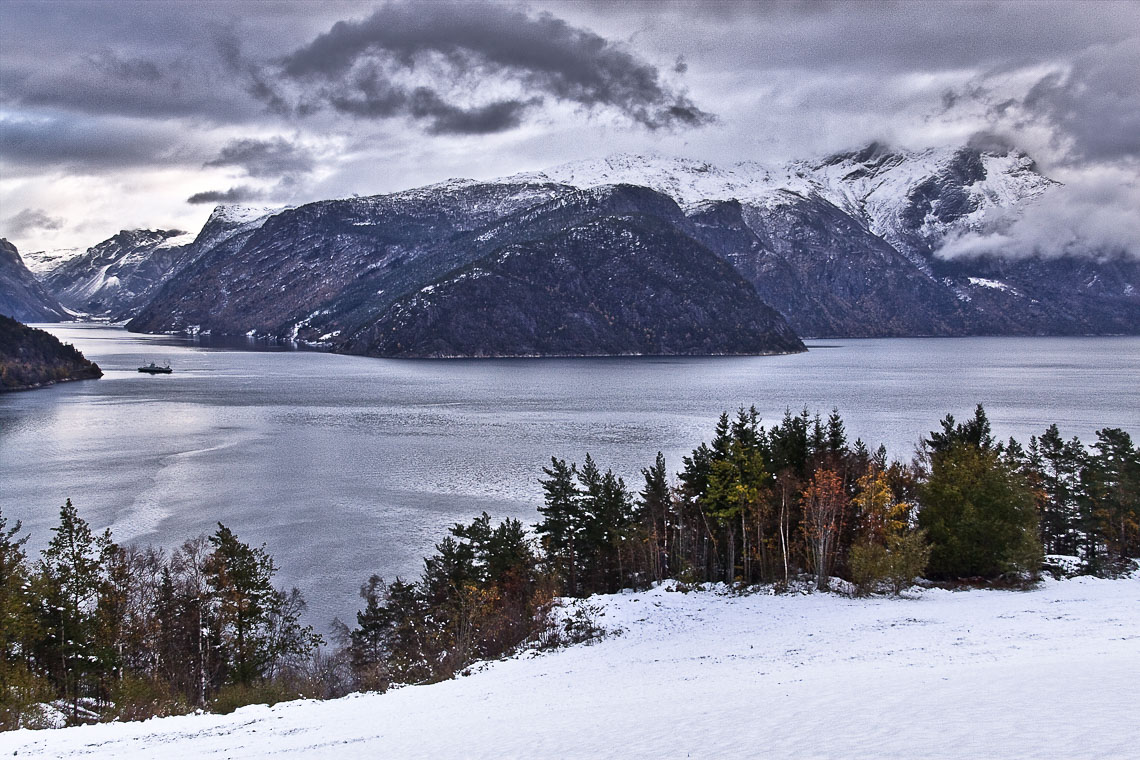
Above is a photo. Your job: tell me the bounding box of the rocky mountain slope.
[41,206,281,320]
[0,314,102,391]
[130,182,810,357]
[42,229,192,317]
[0,239,69,322]
[351,214,804,357]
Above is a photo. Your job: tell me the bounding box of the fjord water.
[3,324,1138,629]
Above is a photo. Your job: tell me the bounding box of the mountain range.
[4,143,1138,357]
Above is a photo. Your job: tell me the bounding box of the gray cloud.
[0,113,187,172]
[1021,38,1140,163]
[186,186,265,205]
[205,137,315,178]
[271,0,713,133]
[936,176,1140,261]
[4,208,64,235]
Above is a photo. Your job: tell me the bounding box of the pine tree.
[537,457,581,595]
[919,443,1041,579]
[638,452,671,581]
[1,508,50,729]
[37,499,114,722]
[1083,428,1140,568]
[205,524,318,688]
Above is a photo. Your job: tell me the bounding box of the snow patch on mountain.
[968,277,1011,291]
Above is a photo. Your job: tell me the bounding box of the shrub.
[210,681,299,715]
[106,674,191,723]
[849,532,931,595]
[0,662,56,730]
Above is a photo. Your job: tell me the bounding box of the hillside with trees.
[2,406,1136,729]
[0,316,102,391]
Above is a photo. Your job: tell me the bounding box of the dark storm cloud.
[3,208,64,235]
[600,0,1140,73]
[271,0,713,133]
[186,186,264,205]
[0,114,183,171]
[205,138,315,178]
[1021,39,1140,163]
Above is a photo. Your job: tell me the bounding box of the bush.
[0,662,56,730]
[210,681,299,715]
[106,674,191,723]
[849,532,931,595]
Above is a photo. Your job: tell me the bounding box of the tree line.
[2,405,1136,729]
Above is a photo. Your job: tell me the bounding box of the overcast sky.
[2,0,1138,253]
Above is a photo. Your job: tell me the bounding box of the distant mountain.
[42,229,192,317]
[0,314,102,391]
[85,142,1136,353]
[0,238,69,322]
[41,206,281,319]
[19,246,85,277]
[128,180,577,341]
[129,181,804,356]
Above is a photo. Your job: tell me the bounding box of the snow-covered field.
[4,575,1137,759]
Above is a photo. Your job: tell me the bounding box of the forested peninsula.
[0,316,102,392]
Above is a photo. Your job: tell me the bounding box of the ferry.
[138,362,173,375]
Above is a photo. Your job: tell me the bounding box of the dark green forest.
[0,315,102,391]
[2,406,1137,729]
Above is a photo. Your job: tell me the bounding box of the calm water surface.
[2,324,1137,629]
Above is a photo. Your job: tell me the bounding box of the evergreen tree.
[36,499,114,722]
[1028,425,1086,557]
[826,408,847,458]
[1083,428,1140,567]
[638,452,671,581]
[206,524,319,688]
[536,457,581,595]
[925,404,996,455]
[919,443,1041,579]
[1,508,49,729]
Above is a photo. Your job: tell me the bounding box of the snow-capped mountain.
[130,181,808,357]
[512,143,1056,266]
[41,206,282,320]
[18,247,86,278]
[43,229,190,318]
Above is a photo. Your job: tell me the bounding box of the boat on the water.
[138,362,173,375]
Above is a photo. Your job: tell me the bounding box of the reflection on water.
[2,323,1138,630]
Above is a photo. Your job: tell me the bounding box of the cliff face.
[0,315,102,391]
[349,214,805,357]
[0,239,68,322]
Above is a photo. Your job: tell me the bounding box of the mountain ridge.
[14,142,1137,355]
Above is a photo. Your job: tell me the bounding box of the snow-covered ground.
[4,574,1137,759]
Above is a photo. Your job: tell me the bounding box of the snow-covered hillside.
[510,145,1056,262]
[5,574,1136,759]
[18,247,85,277]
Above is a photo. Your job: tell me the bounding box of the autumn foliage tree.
[801,469,850,590]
